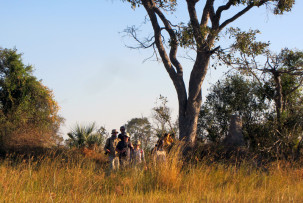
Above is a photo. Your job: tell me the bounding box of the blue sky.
[0,0,302,138]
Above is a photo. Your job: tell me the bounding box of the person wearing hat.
[115,133,133,168]
[104,129,120,172]
[131,140,145,167]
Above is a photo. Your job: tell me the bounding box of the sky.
[0,0,302,139]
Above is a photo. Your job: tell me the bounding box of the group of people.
[104,126,145,172]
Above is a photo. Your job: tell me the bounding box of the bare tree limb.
[201,0,215,27]
[153,6,184,75]
[219,4,254,32]
[186,0,203,46]
[218,1,268,32]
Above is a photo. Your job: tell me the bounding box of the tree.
[121,0,295,148]
[216,38,303,156]
[197,74,269,145]
[217,29,303,131]
[152,95,178,137]
[0,48,63,150]
[198,72,303,157]
[125,117,153,149]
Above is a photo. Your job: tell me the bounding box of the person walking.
[131,140,145,168]
[104,129,120,172]
[116,133,133,168]
[118,126,126,141]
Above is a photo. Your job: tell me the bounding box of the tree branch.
[201,0,215,27]
[216,0,233,19]
[218,0,268,32]
[153,6,184,75]
[186,0,203,46]
[286,76,303,96]
[219,4,254,32]
[142,0,187,102]
[124,26,155,49]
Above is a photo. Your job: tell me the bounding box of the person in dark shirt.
[118,126,126,141]
[116,133,133,167]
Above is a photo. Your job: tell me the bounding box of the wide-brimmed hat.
[123,132,130,138]
[111,129,119,134]
[134,140,141,145]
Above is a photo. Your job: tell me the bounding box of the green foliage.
[203,45,303,157]
[275,0,295,14]
[123,0,177,11]
[178,24,212,48]
[66,122,105,149]
[279,48,303,70]
[152,95,178,137]
[125,117,153,149]
[0,48,63,150]
[178,23,195,48]
[227,28,270,57]
[121,0,296,145]
[123,0,295,14]
[198,74,268,144]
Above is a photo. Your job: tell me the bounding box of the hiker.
[116,133,133,168]
[104,129,120,172]
[152,140,166,163]
[131,140,145,167]
[118,126,126,141]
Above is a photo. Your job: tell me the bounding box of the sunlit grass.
[1,149,303,202]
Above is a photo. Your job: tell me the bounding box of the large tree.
[122,0,295,147]
[0,48,63,150]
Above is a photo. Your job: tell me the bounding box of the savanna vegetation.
[1,1,303,201]
[1,148,303,202]
[121,0,296,147]
[1,45,303,201]
[1,46,303,202]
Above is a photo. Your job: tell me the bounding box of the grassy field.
[1,149,303,202]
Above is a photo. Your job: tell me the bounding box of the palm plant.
[66,122,104,149]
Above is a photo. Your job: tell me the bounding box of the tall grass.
[1,149,303,202]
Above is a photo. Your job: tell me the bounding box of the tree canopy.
[121,0,296,148]
[125,117,153,149]
[198,73,268,143]
[198,61,303,157]
[0,48,63,151]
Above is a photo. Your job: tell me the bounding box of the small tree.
[152,95,178,138]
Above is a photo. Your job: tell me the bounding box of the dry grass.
[1,149,303,202]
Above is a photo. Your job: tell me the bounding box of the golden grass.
[1,150,303,202]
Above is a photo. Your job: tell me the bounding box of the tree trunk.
[178,93,201,144]
[178,53,210,147]
[273,72,283,131]
[141,0,222,149]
